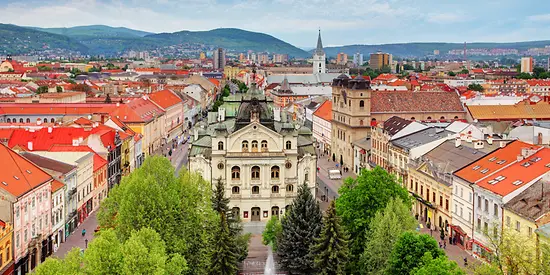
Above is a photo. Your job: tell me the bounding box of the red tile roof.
[476,147,550,196]
[312,100,332,122]
[0,143,52,197]
[0,103,115,116]
[208,78,220,87]
[454,140,536,184]
[51,179,65,193]
[371,91,465,113]
[148,89,183,110]
[102,97,164,123]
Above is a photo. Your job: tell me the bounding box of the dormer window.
[242,141,249,152]
[251,141,258,152]
[286,141,292,150]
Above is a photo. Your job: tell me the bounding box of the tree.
[277,183,323,274]
[448,71,456,76]
[387,231,444,274]
[34,248,83,275]
[517,72,533,79]
[212,99,224,112]
[459,68,469,74]
[209,214,238,275]
[83,229,123,275]
[468,83,484,92]
[36,86,48,94]
[262,215,282,250]
[412,253,466,275]
[336,167,411,272]
[311,200,349,275]
[56,86,63,93]
[403,64,415,71]
[98,157,218,274]
[121,228,168,275]
[359,197,417,275]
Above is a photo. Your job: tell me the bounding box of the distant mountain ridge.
[319,41,550,58]
[0,24,309,57]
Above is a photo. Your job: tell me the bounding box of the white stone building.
[189,84,317,222]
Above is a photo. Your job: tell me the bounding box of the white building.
[312,31,326,75]
[353,53,363,67]
[189,84,317,222]
[51,181,65,251]
[312,100,332,154]
[444,79,486,87]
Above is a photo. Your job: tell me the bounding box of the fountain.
[264,244,276,275]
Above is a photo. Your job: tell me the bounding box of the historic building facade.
[189,84,317,222]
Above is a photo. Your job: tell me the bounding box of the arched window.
[427,116,432,120]
[26,118,30,123]
[6,118,10,123]
[44,118,47,123]
[251,166,260,180]
[286,141,291,150]
[218,141,224,150]
[232,186,240,194]
[305,171,309,182]
[251,140,258,152]
[440,116,445,120]
[252,186,260,194]
[232,207,240,217]
[411,117,415,120]
[360,120,364,126]
[272,186,279,193]
[50,118,55,123]
[359,100,365,108]
[286,185,294,192]
[242,141,249,152]
[231,166,240,179]
[454,116,459,119]
[19,118,23,123]
[261,140,268,152]
[271,166,280,179]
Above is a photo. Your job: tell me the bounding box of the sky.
[1,0,550,48]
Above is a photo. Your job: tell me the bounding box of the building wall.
[472,186,502,256]
[74,154,94,219]
[92,165,108,213]
[312,115,331,153]
[451,176,475,246]
[165,103,185,139]
[51,187,65,246]
[0,222,13,272]
[12,181,52,262]
[503,209,538,242]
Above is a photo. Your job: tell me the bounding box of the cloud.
[425,13,464,24]
[528,13,550,22]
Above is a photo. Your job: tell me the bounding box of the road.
[315,150,356,210]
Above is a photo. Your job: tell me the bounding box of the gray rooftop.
[392,127,452,150]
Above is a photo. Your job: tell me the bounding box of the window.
[251,140,258,152]
[426,189,430,201]
[251,166,260,180]
[272,186,279,193]
[261,140,268,152]
[252,186,260,194]
[427,116,432,120]
[217,162,224,170]
[286,141,292,150]
[484,199,489,212]
[286,185,294,192]
[50,118,55,123]
[218,141,224,150]
[421,186,423,196]
[528,226,532,236]
[440,116,445,120]
[432,192,436,203]
[6,118,10,123]
[415,182,418,192]
[285,162,292,169]
[271,166,280,179]
[305,171,309,182]
[232,186,240,194]
[242,141,249,152]
[454,116,459,119]
[506,216,511,227]
[445,199,449,211]
[231,166,240,179]
[15,234,19,248]
[439,196,443,207]
[484,222,488,233]
[477,219,481,232]
[493,203,498,217]
[26,118,30,123]
[516,221,521,232]
[359,100,365,108]
[19,118,23,123]
[478,196,482,209]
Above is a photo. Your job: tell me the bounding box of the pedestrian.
[439,242,442,248]
[82,229,86,237]
[463,257,468,266]
[85,239,88,248]
[443,241,446,249]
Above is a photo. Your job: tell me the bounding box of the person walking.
[85,239,88,249]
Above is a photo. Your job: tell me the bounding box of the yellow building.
[0,221,14,273]
[199,52,206,60]
[224,66,242,80]
[369,52,391,70]
[503,178,550,245]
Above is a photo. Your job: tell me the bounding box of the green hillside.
[34,25,152,38]
[0,24,87,55]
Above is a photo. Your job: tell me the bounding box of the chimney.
[466,134,472,143]
[487,135,493,145]
[48,127,52,133]
[538,132,543,145]
[36,118,42,125]
[27,141,33,151]
[194,128,198,141]
[78,137,83,143]
[116,102,120,107]
[499,141,506,148]
[517,154,524,162]
[72,139,79,146]
[474,140,484,149]
[455,137,461,148]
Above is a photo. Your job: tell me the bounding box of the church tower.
[312,30,326,75]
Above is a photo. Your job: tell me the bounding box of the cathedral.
[189,82,317,222]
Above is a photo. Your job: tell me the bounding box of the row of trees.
[36,157,250,275]
[264,167,464,274]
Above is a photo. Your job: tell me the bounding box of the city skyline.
[2,0,550,47]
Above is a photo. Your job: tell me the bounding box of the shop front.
[450,224,470,250]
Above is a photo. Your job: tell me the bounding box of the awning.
[472,239,492,253]
[450,224,466,236]
[360,149,366,154]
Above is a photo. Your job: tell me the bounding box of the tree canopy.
[411,253,466,275]
[387,231,444,274]
[468,83,484,92]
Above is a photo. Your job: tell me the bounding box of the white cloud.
[528,13,550,22]
[425,13,464,24]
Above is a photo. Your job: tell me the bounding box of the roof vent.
[25,170,31,174]
[1,181,7,186]
[48,127,52,133]
[13,176,19,180]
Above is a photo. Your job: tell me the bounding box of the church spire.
[315,29,324,56]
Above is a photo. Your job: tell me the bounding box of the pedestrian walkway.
[53,211,98,258]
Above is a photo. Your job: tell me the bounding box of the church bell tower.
[312,30,326,75]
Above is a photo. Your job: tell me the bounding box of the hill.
[34,25,153,38]
[320,41,550,58]
[146,28,309,57]
[0,24,87,55]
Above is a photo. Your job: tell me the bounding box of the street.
[315,148,356,210]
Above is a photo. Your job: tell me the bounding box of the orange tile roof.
[135,68,161,73]
[467,101,550,121]
[476,147,550,196]
[0,143,52,197]
[313,100,332,122]
[101,97,164,123]
[208,78,220,87]
[454,140,537,184]
[51,179,65,193]
[148,89,183,110]
[0,103,114,116]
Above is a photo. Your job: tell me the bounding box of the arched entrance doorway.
[251,207,261,221]
[271,206,280,219]
[232,207,240,219]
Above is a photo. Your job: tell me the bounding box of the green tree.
[34,248,83,275]
[473,263,502,275]
[121,228,168,275]
[517,72,533,79]
[311,200,349,275]
[459,68,469,74]
[98,157,218,274]
[448,71,456,76]
[412,253,466,275]
[359,197,417,275]
[336,167,411,272]
[468,83,484,92]
[209,214,238,275]
[56,86,63,93]
[83,229,123,275]
[387,231,444,275]
[36,86,48,94]
[277,183,323,274]
[212,99,224,112]
[403,64,415,70]
[262,215,282,250]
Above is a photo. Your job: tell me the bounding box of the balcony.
[68,188,77,198]
[230,194,241,199]
[271,193,282,198]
